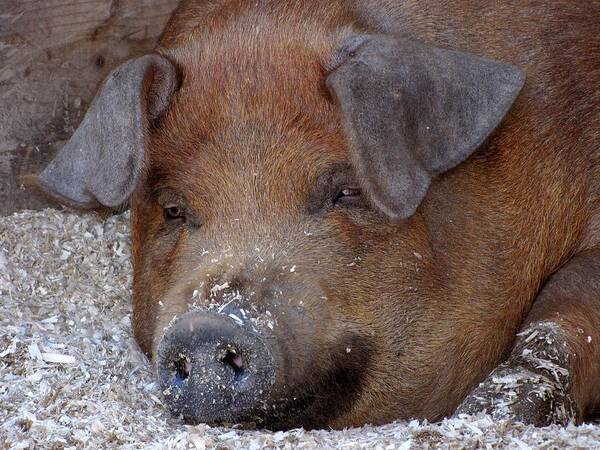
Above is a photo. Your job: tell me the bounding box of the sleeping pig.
[36,0,600,430]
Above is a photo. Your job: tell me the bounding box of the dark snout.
[156,311,275,425]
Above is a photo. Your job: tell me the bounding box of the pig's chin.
[253,341,374,430]
[261,376,364,430]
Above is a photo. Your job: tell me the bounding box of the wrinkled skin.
[39,0,600,430]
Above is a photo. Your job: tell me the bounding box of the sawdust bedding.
[1,209,600,449]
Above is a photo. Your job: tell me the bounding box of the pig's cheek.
[149,298,195,360]
[132,277,174,359]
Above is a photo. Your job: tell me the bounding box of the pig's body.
[38,0,600,429]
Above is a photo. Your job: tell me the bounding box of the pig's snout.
[156,311,275,425]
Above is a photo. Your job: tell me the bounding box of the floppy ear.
[326,35,525,219]
[37,54,179,209]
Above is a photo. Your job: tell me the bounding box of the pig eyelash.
[163,205,186,221]
[155,189,196,225]
[333,187,363,207]
[334,187,361,202]
[306,165,366,214]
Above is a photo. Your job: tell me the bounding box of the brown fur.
[128,0,600,428]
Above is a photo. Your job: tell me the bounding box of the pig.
[35,0,600,430]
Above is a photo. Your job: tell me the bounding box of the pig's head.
[37,14,524,429]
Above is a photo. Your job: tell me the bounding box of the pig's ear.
[326,35,525,219]
[37,55,179,209]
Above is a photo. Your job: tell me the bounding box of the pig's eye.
[307,166,366,214]
[334,187,362,206]
[163,205,185,221]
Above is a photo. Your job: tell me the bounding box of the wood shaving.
[2,209,600,448]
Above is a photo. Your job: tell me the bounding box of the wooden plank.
[0,0,179,215]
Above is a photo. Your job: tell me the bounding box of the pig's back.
[369,1,600,313]
[357,0,600,185]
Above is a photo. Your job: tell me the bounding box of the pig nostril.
[222,350,244,379]
[173,355,192,380]
[158,312,277,424]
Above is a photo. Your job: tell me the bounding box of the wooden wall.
[0,0,179,215]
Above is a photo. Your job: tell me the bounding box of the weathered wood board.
[0,0,179,215]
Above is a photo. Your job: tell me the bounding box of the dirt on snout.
[1,209,600,449]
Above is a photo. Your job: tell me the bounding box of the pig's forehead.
[148,109,348,196]
[149,57,348,195]
[146,87,349,213]
[148,15,353,198]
